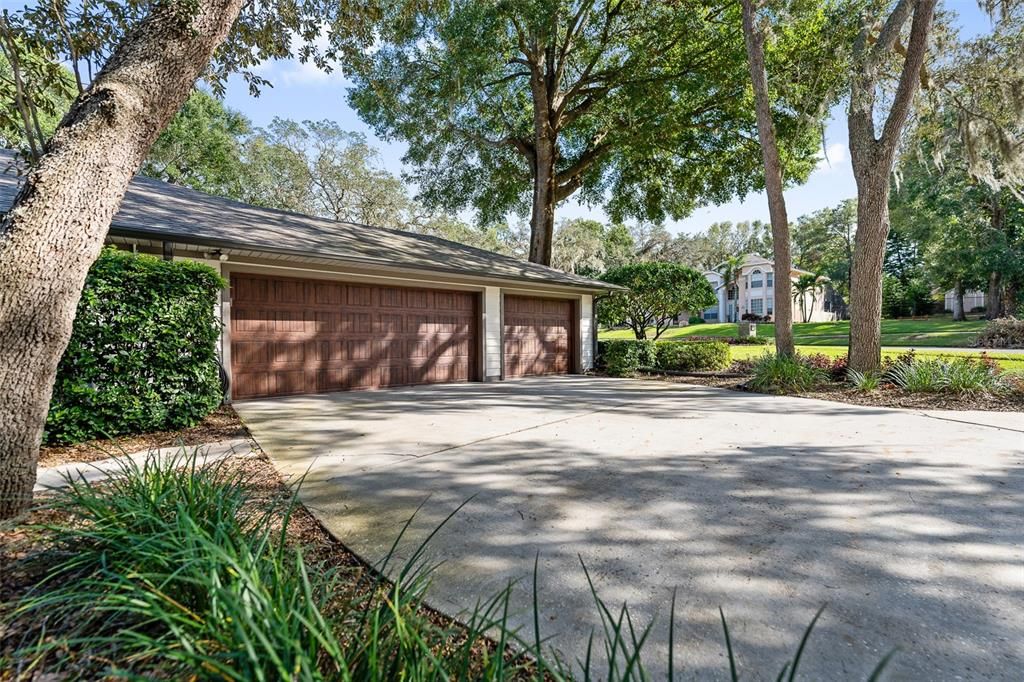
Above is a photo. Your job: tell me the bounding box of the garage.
[502,295,575,377]
[230,273,478,399]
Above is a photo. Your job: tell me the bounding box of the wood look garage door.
[503,295,575,377]
[230,273,478,399]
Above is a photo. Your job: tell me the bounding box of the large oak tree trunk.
[0,0,245,520]
[847,0,936,372]
[529,139,557,265]
[741,0,794,358]
[848,175,890,370]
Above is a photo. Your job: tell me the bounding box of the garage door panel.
[503,295,574,378]
[231,274,477,398]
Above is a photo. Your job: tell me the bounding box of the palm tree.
[792,273,826,323]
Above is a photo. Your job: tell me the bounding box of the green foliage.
[0,20,77,157]
[142,89,251,195]
[343,0,822,232]
[599,262,717,340]
[881,274,934,318]
[748,353,828,394]
[792,200,855,302]
[45,248,225,444]
[598,339,658,377]
[885,357,1008,394]
[975,316,1024,348]
[552,218,609,276]
[655,341,730,372]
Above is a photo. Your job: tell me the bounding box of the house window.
[766,272,774,288]
[750,269,763,288]
[767,297,774,314]
[727,285,738,301]
[704,307,718,320]
[751,298,764,315]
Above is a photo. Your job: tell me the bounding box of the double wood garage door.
[230,273,576,399]
[230,274,478,399]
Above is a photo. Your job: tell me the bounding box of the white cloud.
[815,143,849,172]
[250,25,350,87]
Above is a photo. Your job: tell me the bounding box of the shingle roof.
[0,150,616,291]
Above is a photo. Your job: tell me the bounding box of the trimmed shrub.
[598,339,657,376]
[687,316,706,325]
[45,248,226,444]
[684,335,771,345]
[974,316,1024,349]
[655,341,730,372]
[748,353,828,394]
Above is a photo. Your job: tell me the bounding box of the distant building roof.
[0,150,617,291]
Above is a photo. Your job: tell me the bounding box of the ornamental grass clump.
[747,353,828,394]
[9,450,517,680]
[846,368,883,392]
[887,357,1008,395]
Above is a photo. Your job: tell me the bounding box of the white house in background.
[701,254,839,323]
[944,289,985,313]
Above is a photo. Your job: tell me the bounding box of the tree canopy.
[598,261,716,340]
[343,0,825,264]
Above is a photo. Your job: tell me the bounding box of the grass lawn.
[724,344,1024,373]
[600,316,989,348]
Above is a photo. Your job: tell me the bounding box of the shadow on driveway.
[237,376,1024,680]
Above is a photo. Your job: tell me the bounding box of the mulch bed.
[37,405,250,468]
[637,370,1024,411]
[781,382,1024,411]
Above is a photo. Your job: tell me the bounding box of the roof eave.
[109,224,622,293]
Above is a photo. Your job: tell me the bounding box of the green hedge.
[45,248,226,445]
[598,339,730,376]
[655,341,730,371]
[599,339,657,377]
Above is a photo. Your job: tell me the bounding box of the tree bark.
[986,270,1003,319]
[847,0,937,372]
[952,280,966,321]
[1003,282,1018,317]
[0,0,245,520]
[741,0,794,358]
[848,177,890,369]
[529,136,557,265]
[986,196,1006,319]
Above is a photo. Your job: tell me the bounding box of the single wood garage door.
[230,273,478,399]
[503,295,575,377]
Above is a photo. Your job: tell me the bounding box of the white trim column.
[483,286,502,381]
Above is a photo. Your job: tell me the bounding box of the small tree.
[599,262,716,340]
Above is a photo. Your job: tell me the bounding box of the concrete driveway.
[235,376,1023,680]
